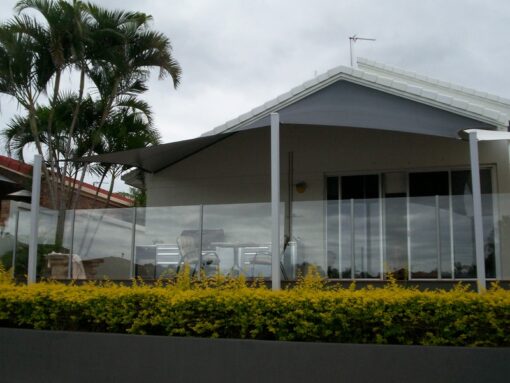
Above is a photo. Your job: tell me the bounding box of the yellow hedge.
[0,269,509,346]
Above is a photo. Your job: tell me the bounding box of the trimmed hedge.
[0,271,509,346]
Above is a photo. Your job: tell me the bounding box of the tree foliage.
[0,0,181,211]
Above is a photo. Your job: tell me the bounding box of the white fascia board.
[464,129,510,141]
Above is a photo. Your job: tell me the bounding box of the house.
[0,154,133,228]
[84,58,510,284]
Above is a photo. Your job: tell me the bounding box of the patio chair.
[241,243,288,280]
[176,235,220,275]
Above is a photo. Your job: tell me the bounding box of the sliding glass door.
[326,168,497,280]
[408,171,451,279]
[327,174,381,279]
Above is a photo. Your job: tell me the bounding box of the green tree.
[0,0,180,248]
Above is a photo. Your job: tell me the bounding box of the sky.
[0,0,509,191]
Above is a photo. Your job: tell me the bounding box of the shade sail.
[80,132,233,173]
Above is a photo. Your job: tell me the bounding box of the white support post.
[469,131,486,293]
[28,154,42,284]
[271,112,281,291]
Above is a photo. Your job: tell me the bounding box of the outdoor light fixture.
[295,181,307,194]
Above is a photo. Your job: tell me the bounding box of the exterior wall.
[146,126,510,205]
[145,126,510,279]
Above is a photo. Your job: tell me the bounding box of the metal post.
[11,208,20,277]
[271,112,281,290]
[27,154,42,284]
[349,38,355,68]
[469,131,486,293]
[67,209,76,279]
[435,195,442,280]
[129,207,137,279]
[350,198,355,279]
[198,204,204,280]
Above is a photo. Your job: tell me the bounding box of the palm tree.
[2,0,181,208]
[1,0,181,250]
[0,20,58,205]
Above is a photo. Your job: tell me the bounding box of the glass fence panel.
[339,200,352,278]
[202,203,275,278]
[0,207,17,274]
[7,193,505,282]
[353,198,381,279]
[384,197,408,279]
[451,194,496,279]
[134,205,201,279]
[336,199,382,279]
[408,195,453,279]
[36,208,59,279]
[13,209,31,279]
[71,208,134,280]
[291,200,326,277]
[292,194,499,281]
[38,210,75,280]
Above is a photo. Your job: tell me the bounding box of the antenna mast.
[349,35,376,68]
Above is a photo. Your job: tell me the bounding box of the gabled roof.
[202,57,509,137]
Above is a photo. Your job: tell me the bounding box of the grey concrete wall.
[1,328,509,383]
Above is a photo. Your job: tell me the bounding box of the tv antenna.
[349,35,376,68]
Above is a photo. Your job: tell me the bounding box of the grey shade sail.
[80,132,234,173]
[81,80,498,173]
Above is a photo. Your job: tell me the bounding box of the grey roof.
[202,57,510,137]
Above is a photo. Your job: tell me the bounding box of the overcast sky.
[1,0,509,189]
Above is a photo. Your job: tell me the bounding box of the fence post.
[129,207,137,279]
[27,154,42,284]
[271,112,281,290]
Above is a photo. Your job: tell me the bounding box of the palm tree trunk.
[54,67,86,249]
[105,171,116,208]
[60,67,86,208]
[26,94,58,210]
[46,69,62,209]
[92,165,110,205]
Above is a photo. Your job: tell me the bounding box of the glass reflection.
[203,203,273,277]
[134,206,201,279]
[72,208,134,280]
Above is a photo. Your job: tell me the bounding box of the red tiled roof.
[0,155,133,205]
[0,155,32,175]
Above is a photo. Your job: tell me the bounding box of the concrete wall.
[145,126,510,278]
[1,328,509,383]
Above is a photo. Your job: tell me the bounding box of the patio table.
[211,242,261,275]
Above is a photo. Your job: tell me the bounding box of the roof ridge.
[357,57,510,107]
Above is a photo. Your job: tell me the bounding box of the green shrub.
[0,275,509,346]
